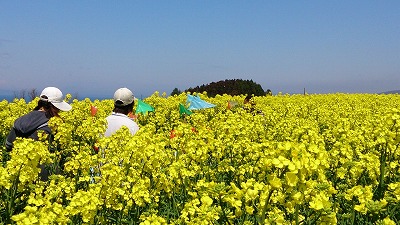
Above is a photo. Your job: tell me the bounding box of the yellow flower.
[381,217,397,225]
[200,195,213,207]
[354,203,367,214]
[269,175,282,189]
[245,205,254,215]
[285,172,298,187]
[309,193,331,211]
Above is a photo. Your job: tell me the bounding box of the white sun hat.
[113,87,135,106]
[40,87,72,111]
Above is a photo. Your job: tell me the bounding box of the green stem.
[259,189,274,223]
[219,196,232,225]
[376,143,388,200]
[350,200,355,225]
[6,166,22,224]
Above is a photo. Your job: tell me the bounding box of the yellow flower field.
[1,92,399,224]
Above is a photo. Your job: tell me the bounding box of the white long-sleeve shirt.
[104,112,139,137]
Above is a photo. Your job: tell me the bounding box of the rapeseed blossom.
[0,93,399,224]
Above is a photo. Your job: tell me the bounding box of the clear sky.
[1,1,399,99]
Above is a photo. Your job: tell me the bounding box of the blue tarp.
[186,94,216,110]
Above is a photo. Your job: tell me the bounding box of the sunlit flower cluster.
[1,92,400,224]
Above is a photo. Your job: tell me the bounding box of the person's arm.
[5,128,17,151]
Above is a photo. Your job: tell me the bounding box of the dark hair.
[113,102,134,115]
[34,100,60,118]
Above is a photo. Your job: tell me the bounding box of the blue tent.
[186,94,216,110]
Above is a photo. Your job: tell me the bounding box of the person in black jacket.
[5,87,72,180]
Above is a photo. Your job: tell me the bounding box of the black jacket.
[5,110,51,151]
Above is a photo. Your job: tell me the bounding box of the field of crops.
[1,92,400,225]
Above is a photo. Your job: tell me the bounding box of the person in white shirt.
[104,87,139,137]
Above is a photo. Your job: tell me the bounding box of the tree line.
[171,79,271,97]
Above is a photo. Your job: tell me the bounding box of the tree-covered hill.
[184,79,267,97]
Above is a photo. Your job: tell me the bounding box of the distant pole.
[303,88,306,95]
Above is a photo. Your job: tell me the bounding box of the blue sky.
[0,1,399,99]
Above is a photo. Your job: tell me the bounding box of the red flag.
[128,112,137,119]
[93,145,99,153]
[170,129,176,139]
[90,105,98,116]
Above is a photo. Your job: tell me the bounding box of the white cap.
[113,87,135,106]
[40,87,72,111]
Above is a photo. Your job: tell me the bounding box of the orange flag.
[90,105,98,116]
[170,129,176,139]
[128,112,137,119]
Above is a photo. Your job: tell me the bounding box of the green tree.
[170,88,182,96]
[185,79,267,97]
